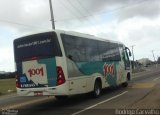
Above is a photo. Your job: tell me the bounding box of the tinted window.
[84,39,99,61]
[61,34,121,62]
[14,32,62,62]
[98,41,121,61]
[61,34,87,62]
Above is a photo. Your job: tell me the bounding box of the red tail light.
[31,56,39,60]
[16,74,20,88]
[56,66,65,85]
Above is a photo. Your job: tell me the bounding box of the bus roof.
[14,29,123,45]
[61,30,122,45]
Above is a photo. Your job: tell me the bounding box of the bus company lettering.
[28,67,44,77]
[17,39,51,48]
[103,63,114,77]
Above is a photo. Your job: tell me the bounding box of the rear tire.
[122,73,130,87]
[93,80,101,98]
[122,82,128,87]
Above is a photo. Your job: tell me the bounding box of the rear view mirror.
[129,51,132,56]
[125,47,132,57]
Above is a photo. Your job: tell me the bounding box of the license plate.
[34,91,43,96]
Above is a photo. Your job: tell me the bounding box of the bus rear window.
[14,32,62,62]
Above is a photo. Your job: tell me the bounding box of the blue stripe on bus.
[76,61,118,86]
[38,58,57,87]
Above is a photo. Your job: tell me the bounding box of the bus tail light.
[16,73,20,88]
[56,66,65,85]
[31,56,39,60]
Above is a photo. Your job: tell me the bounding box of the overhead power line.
[76,0,108,32]
[56,0,97,30]
[67,0,85,17]
[55,0,149,22]
[75,0,101,30]
[70,0,100,31]
[0,0,149,30]
[58,0,81,20]
[0,18,43,29]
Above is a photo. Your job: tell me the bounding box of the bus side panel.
[64,58,87,95]
[77,61,120,86]
[55,57,69,95]
[116,46,131,85]
[115,61,126,85]
[65,58,127,94]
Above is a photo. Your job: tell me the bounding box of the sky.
[0,0,160,72]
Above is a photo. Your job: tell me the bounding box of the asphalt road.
[1,65,160,115]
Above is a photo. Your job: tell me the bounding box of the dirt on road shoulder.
[130,83,160,109]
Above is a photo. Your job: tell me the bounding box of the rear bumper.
[16,84,68,96]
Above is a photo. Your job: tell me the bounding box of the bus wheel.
[122,82,128,87]
[55,96,68,100]
[93,80,101,98]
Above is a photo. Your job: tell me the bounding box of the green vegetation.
[0,78,16,96]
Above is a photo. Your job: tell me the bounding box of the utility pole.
[49,0,55,29]
[152,50,156,62]
[131,45,135,70]
[152,50,157,67]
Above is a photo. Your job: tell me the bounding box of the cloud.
[0,0,51,34]
[0,0,160,71]
[0,0,160,33]
[101,16,160,60]
[116,0,160,21]
[0,48,14,72]
[115,16,160,44]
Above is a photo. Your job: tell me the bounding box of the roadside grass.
[0,78,16,96]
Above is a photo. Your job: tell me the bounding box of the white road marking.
[71,91,128,115]
[153,77,160,81]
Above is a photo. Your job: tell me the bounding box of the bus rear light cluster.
[56,66,65,85]
[16,74,20,88]
[31,56,39,60]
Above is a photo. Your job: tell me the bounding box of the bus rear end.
[13,31,67,96]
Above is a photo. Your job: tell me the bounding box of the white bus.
[13,30,131,99]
